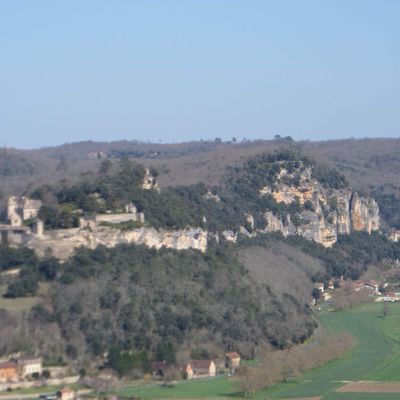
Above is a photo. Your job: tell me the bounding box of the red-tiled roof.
[190,360,213,369]
[16,356,42,364]
[0,361,17,369]
[225,352,240,359]
[151,361,168,371]
[59,387,74,394]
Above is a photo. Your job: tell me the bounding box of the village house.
[225,352,241,372]
[313,282,324,293]
[0,361,18,383]
[57,387,75,400]
[362,280,380,295]
[14,355,43,378]
[183,360,216,379]
[353,281,365,292]
[328,277,343,290]
[151,361,168,377]
[384,292,400,302]
[352,280,380,294]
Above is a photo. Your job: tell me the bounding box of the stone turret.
[143,168,158,190]
[7,196,23,226]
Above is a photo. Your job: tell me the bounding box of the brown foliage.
[236,330,354,396]
[331,288,370,310]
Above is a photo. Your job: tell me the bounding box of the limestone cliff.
[258,163,380,247]
[22,226,207,259]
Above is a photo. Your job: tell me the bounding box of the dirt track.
[337,381,400,393]
[0,389,91,400]
[282,397,321,400]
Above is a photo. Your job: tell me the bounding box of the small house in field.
[57,387,75,400]
[225,352,241,370]
[363,280,379,294]
[151,361,168,377]
[0,361,18,383]
[183,360,216,379]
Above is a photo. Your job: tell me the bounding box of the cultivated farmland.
[112,302,400,400]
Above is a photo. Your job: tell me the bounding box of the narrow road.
[0,389,91,400]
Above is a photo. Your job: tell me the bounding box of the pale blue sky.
[0,0,399,148]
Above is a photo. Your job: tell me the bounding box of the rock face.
[350,192,380,233]
[20,226,207,259]
[258,164,380,247]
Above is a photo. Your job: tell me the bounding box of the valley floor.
[112,302,400,400]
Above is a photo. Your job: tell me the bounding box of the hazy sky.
[0,1,399,149]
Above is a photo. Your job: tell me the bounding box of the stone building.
[183,360,216,379]
[225,352,241,370]
[79,202,145,228]
[7,196,42,227]
[15,356,42,378]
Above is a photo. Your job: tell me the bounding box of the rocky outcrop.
[350,192,380,233]
[258,163,380,247]
[20,226,207,259]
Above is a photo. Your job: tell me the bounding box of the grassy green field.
[111,302,400,400]
[114,377,234,399]
[0,282,49,313]
[0,284,40,312]
[267,302,399,399]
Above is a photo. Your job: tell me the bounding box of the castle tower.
[142,168,158,190]
[7,196,23,226]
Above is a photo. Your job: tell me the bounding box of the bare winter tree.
[236,330,354,396]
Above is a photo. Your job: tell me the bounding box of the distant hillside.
[0,135,400,188]
[2,137,400,374]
